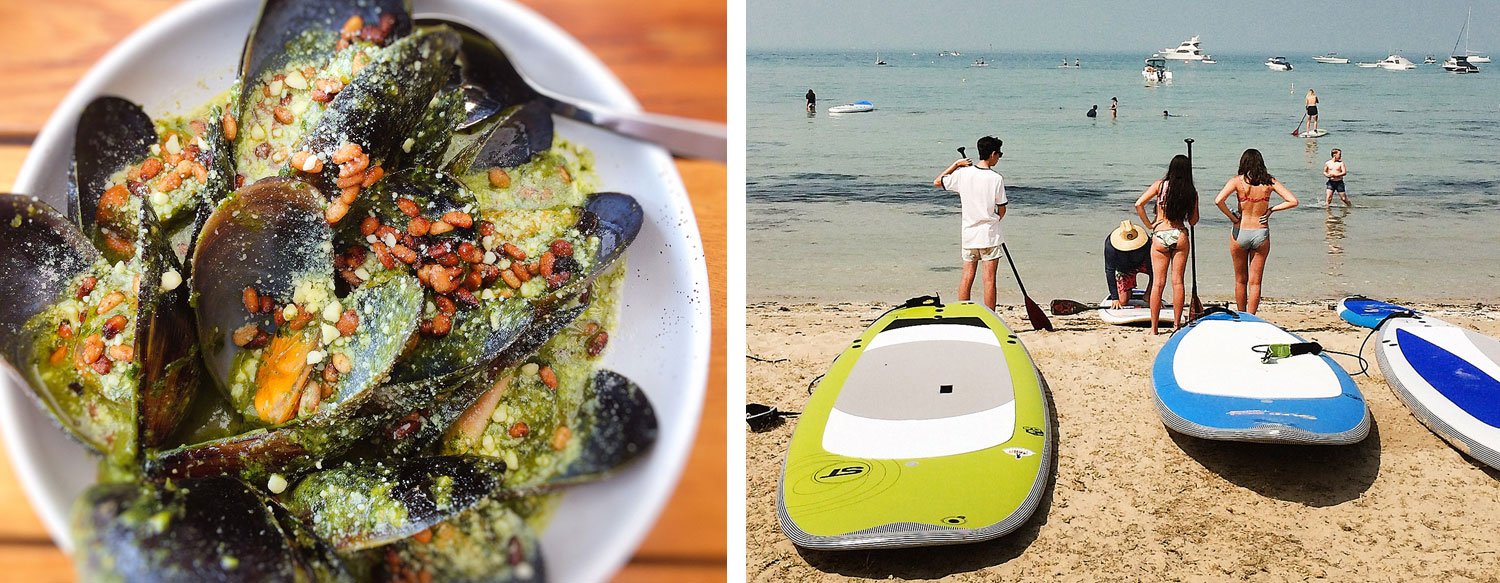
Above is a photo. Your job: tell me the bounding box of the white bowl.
[3,1,710,581]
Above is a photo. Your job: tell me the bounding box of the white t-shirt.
[942,165,1007,248]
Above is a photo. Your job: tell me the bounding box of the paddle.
[1050,298,1108,315]
[1002,243,1053,331]
[1291,115,1307,136]
[1186,138,1204,321]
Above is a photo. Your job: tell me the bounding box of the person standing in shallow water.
[932,136,1007,310]
[1110,97,1118,120]
[805,89,816,112]
[1086,105,1098,118]
[1324,148,1349,206]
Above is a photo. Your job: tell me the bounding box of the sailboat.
[875,51,887,66]
[1445,8,1484,72]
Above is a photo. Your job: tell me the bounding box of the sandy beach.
[747,299,1500,582]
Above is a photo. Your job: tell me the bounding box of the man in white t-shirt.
[932,136,1008,310]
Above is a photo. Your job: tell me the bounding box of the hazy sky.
[748,0,1498,55]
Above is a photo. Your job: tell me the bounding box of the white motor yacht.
[1161,36,1208,61]
[1313,53,1350,64]
[1265,56,1293,71]
[1377,55,1416,70]
[1443,55,1480,73]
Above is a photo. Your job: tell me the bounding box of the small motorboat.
[1467,52,1491,63]
[828,101,875,114]
[1265,56,1293,71]
[1201,56,1217,64]
[971,57,989,67]
[1313,53,1350,64]
[1423,55,1438,64]
[1377,54,1416,70]
[1143,56,1173,83]
[1355,61,1380,68]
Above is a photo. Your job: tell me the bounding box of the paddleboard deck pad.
[1338,296,1418,329]
[1375,311,1500,470]
[1152,309,1370,444]
[1298,128,1329,138]
[778,297,1053,550]
[1100,290,1174,325]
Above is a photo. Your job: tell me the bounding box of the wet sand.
[747,299,1500,582]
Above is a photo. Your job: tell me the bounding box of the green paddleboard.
[777,297,1054,550]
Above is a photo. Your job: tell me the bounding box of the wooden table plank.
[0,0,725,580]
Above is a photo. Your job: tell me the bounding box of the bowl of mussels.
[0,0,711,581]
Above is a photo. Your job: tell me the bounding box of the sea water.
[748,51,1500,303]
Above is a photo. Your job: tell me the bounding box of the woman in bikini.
[1133,154,1199,334]
[1213,149,1298,314]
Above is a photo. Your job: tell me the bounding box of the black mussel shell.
[0,194,101,353]
[191,176,332,396]
[535,192,642,311]
[70,96,157,260]
[239,0,413,111]
[414,18,541,128]
[528,369,658,489]
[73,476,352,583]
[448,100,553,175]
[134,203,201,448]
[297,27,460,189]
[284,455,506,551]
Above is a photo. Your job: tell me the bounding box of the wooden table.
[0,1,726,581]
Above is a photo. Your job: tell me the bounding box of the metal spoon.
[418,17,726,162]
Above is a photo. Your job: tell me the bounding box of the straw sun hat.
[1109,220,1148,251]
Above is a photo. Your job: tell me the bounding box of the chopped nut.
[243,287,260,313]
[440,211,473,228]
[332,352,353,374]
[550,239,574,257]
[233,324,259,347]
[140,158,164,181]
[502,243,526,261]
[101,315,128,340]
[325,199,350,224]
[222,112,237,140]
[396,198,420,217]
[508,422,530,438]
[428,220,454,235]
[76,276,98,300]
[487,168,511,188]
[539,366,558,389]
[97,291,125,314]
[587,332,609,357]
[107,344,134,363]
[550,425,572,450]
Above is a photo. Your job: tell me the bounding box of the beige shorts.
[961,246,1003,261]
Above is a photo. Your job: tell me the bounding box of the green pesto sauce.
[25,261,141,460]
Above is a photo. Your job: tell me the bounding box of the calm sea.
[747,51,1500,303]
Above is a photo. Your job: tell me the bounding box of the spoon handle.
[538,94,727,162]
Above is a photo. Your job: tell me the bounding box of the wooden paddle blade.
[1025,297,1054,331]
[1049,299,1092,315]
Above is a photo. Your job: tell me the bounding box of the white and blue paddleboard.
[1338,296,1418,329]
[1152,309,1370,444]
[1375,311,1500,470]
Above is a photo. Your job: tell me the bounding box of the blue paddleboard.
[1152,310,1370,444]
[1337,296,1417,329]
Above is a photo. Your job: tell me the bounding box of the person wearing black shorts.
[1305,89,1319,133]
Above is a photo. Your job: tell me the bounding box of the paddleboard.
[1152,309,1370,444]
[778,297,1053,550]
[1375,311,1500,469]
[828,101,874,114]
[1099,289,1174,326]
[1298,128,1329,138]
[1337,296,1417,329]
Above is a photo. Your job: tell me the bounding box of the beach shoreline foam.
[747,300,1500,582]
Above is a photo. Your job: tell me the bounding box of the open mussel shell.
[70,96,157,260]
[73,476,352,583]
[0,194,101,351]
[535,192,643,311]
[238,0,413,111]
[384,75,467,171]
[283,455,506,552]
[446,100,554,176]
[297,27,460,187]
[414,18,541,129]
[526,369,658,490]
[192,176,332,396]
[376,305,586,458]
[134,204,201,448]
[361,498,545,583]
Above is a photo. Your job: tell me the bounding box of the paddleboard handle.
[904,295,943,308]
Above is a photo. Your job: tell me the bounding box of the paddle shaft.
[1186,138,1203,318]
[1292,114,1307,136]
